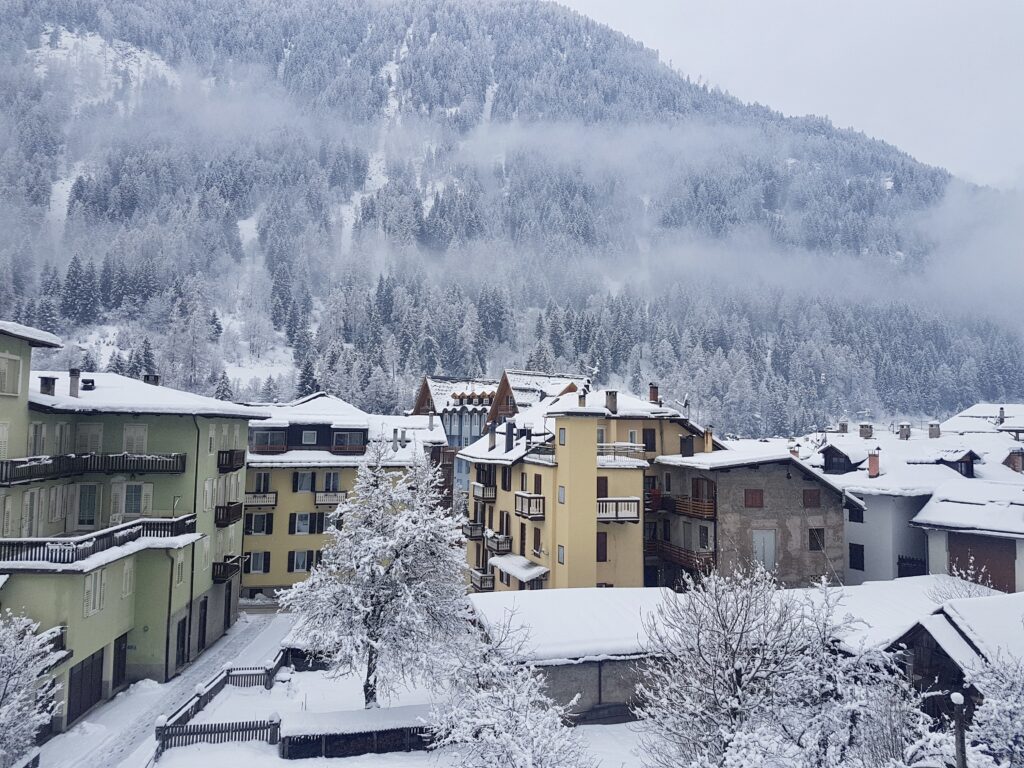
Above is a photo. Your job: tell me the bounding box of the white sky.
[556,0,1024,189]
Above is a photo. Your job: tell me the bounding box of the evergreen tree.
[60,255,85,321]
[106,352,127,374]
[208,310,223,342]
[259,375,280,402]
[296,358,319,396]
[214,371,234,400]
[139,337,157,375]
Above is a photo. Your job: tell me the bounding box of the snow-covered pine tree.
[965,650,1024,766]
[280,445,469,708]
[430,622,591,768]
[259,375,280,403]
[214,371,234,401]
[296,358,318,396]
[207,310,223,342]
[0,611,63,766]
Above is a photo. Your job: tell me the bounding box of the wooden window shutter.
[111,482,124,518]
[83,573,94,618]
[533,474,541,494]
[288,513,296,534]
[287,551,295,573]
[310,472,317,492]
[533,527,540,553]
[803,489,821,508]
[315,550,323,565]
[292,473,299,492]
[263,552,271,573]
[596,532,608,562]
[141,484,154,515]
[596,476,609,498]
[0,423,8,460]
[1,496,11,537]
[315,513,325,534]
[306,550,314,567]
[243,554,251,574]
[244,513,253,535]
[265,514,274,535]
[99,568,107,609]
[691,477,701,500]
[643,428,656,452]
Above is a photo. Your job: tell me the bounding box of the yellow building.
[0,321,265,731]
[241,393,448,596]
[459,387,711,591]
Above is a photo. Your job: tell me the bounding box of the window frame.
[557,544,565,565]
[808,527,826,552]
[849,542,865,571]
[802,488,822,509]
[743,488,764,508]
[301,430,317,446]
[0,354,21,397]
[558,428,566,446]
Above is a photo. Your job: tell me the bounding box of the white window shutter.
[83,574,94,618]
[0,423,8,460]
[142,484,153,515]
[89,426,102,454]
[21,493,32,537]
[110,482,124,519]
[39,487,48,523]
[99,569,107,610]
[1,496,10,537]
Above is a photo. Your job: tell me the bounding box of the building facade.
[0,322,262,731]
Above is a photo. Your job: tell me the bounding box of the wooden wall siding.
[948,532,1016,593]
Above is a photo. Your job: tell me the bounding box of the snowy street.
[41,613,298,768]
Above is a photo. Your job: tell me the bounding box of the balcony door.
[77,484,99,529]
[752,529,776,570]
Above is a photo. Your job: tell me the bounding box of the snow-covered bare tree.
[0,612,62,767]
[280,441,469,708]
[634,563,810,768]
[926,556,997,603]
[965,651,1024,767]
[430,622,591,768]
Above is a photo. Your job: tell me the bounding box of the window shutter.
[69,484,79,523]
[306,550,314,567]
[263,552,271,573]
[39,487,48,522]
[316,513,325,534]
[21,493,32,536]
[1,496,11,537]
[88,426,102,454]
[142,484,153,515]
[265,514,274,535]
[292,473,299,492]
[242,554,251,574]
[288,513,296,535]
[533,474,541,494]
[596,532,608,562]
[310,472,317,492]
[244,513,253,535]
[316,550,323,565]
[111,482,124,519]
[596,476,608,498]
[83,574,94,618]
[0,423,8,460]
[287,551,295,572]
[99,568,107,609]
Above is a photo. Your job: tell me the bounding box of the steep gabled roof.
[0,321,61,349]
[411,376,499,415]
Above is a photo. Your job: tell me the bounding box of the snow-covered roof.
[423,376,499,413]
[0,321,62,348]
[486,554,549,582]
[543,389,681,420]
[252,392,369,428]
[468,587,672,664]
[503,369,590,409]
[941,592,1024,663]
[911,479,1024,538]
[942,403,1024,435]
[29,371,268,420]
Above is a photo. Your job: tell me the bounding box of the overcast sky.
[556,0,1024,189]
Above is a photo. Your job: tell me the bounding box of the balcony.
[671,495,717,520]
[645,539,715,572]
[217,449,246,473]
[330,445,367,455]
[315,491,347,506]
[485,533,512,554]
[41,625,71,669]
[212,555,242,584]
[471,481,496,501]
[514,492,545,520]
[244,491,277,507]
[0,453,187,486]
[597,442,648,462]
[0,514,196,566]
[470,569,495,592]
[462,521,484,540]
[214,502,244,528]
[597,497,641,522]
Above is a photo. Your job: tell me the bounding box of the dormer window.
[332,431,366,454]
[252,430,286,453]
[301,430,317,445]
[822,447,854,474]
[952,459,974,478]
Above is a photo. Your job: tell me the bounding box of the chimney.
[703,425,714,454]
[400,428,408,447]
[998,406,1006,425]
[428,410,435,431]
[859,422,873,440]
[524,428,532,448]
[488,422,496,451]
[1006,449,1024,474]
[898,422,911,440]
[838,419,848,434]
[578,392,586,407]
[605,390,618,414]
[69,368,80,398]
[143,373,161,386]
[928,420,941,439]
[505,425,514,452]
[679,435,694,457]
[392,428,399,452]
[648,382,659,404]
[868,448,880,479]
[789,441,800,459]
[39,376,56,397]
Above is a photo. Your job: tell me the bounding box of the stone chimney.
[69,368,80,398]
[39,376,56,397]
[928,420,941,439]
[143,373,161,386]
[1006,449,1024,474]
[703,425,714,454]
[998,406,1006,425]
[868,448,880,478]
[605,390,618,414]
[648,382,659,404]
[859,422,873,440]
[838,419,848,434]
[898,422,911,440]
[524,427,532,448]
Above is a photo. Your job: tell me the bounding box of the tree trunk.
[363,644,379,709]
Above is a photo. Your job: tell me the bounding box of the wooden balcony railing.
[0,453,186,486]
[471,482,496,501]
[645,539,715,572]
[672,495,717,520]
[214,502,244,528]
[314,491,347,506]
[514,492,545,520]
[597,497,641,522]
[462,521,484,540]
[470,569,495,591]
[244,491,277,507]
[212,555,242,584]
[485,534,512,554]
[0,514,196,565]
[249,444,288,454]
[330,445,367,455]
[217,449,246,473]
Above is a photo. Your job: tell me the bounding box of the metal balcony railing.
[0,453,186,486]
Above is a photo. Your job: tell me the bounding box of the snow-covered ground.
[41,613,298,768]
[154,722,646,768]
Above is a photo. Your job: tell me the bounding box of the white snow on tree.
[430,621,591,768]
[280,439,470,708]
[0,611,62,767]
[965,652,1024,767]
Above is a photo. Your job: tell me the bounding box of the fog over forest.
[2,0,1022,436]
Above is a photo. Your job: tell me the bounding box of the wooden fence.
[280,727,431,759]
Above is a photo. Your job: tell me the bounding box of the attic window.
[823,452,853,474]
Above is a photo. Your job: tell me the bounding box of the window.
[289,550,313,572]
[208,425,216,454]
[0,355,21,395]
[254,472,271,494]
[803,489,821,508]
[698,525,710,550]
[175,552,185,584]
[533,527,541,556]
[1,494,11,536]
[247,551,271,574]
[744,489,764,508]
[557,545,565,565]
[294,472,314,492]
[533,474,542,495]
[294,513,311,534]
[252,430,286,452]
[122,559,135,598]
[849,543,865,571]
[500,466,512,492]
[75,424,103,454]
[83,569,106,617]
[123,424,148,454]
[808,528,825,552]
[558,428,566,446]
[596,427,606,444]
[664,472,672,493]
[520,472,527,492]
[596,531,608,562]
[628,430,638,445]
[78,484,98,527]
[247,512,273,535]
[118,482,152,517]
[125,484,142,516]
[505,395,514,408]
[332,431,366,451]
[301,430,317,445]
[28,422,45,455]
[848,505,864,524]
[324,472,340,493]
[499,570,511,587]
[642,428,656,452]
[557,485,565,504]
